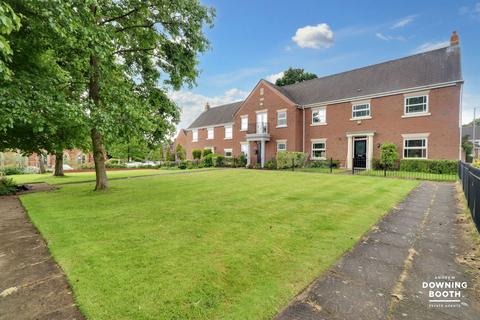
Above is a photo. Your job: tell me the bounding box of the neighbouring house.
[175,32,463,169]
[461,125,480,159]
[0,149,93,170]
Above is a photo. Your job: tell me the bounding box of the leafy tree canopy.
[275,67,317,86]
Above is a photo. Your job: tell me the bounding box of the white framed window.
[405,95,428,115]
[277,140,287,152]
[311,139,326,160]
[277,110,287,127]
[192,129,198,142]
[207,127,214,140]
[352,103,371,119]
[260,87,264,95]
[240,115,248,131]
[224,125,232,139]
[312,107,326,125]
[224,148,233,157]
[403,138,428,159]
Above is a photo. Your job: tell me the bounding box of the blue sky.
[170,0,480,131]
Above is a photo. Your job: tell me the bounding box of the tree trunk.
[39,154,46,174]
[89,31,109,190]
[54,152,64,176]
[91,128,108,190]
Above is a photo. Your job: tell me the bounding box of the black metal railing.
[351,159,457,182]
[246,122,268,134]
[458,162,480,232]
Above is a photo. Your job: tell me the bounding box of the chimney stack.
[204,102,210,112]
[450,31,459,46]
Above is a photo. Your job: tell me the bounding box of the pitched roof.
[270,45,462,106]
[187,101,243,129]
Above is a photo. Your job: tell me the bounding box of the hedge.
[399,159,458,174]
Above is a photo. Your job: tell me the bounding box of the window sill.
[403,157,428,160]
[310,123,327,126]
[401,112,431,118]
[192,140,198,143]
[224,138,232,140]
[206,138,214,140]
[240,129,247,132]
[276,125,287,128]
[350,116,372,121]
[311,157,327,161]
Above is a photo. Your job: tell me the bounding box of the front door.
[354,138,367,168]
[256,141,262,164]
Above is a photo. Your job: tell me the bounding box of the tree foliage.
[1,1,215,190]
[380,143,399,169]
[275,67,317,86]
[0,2,21,80]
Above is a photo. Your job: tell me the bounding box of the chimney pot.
[204,102,210,111]
[450,31,459,46]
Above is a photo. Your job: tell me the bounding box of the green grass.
[21,170,418,319]
[356,169,457,181]
[10,168,184,185]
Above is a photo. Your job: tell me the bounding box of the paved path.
[0,189,84,320]
[276,182,480,320]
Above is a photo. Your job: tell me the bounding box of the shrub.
[214,155,225,167]
[399,159,458,174]
[175,144,186,160]
[308,159,340,168]
[178,160,187,169]
[202,153,214,167]
[202,149,212,157]
[0,177,17,196]
[264,158,277,170]
[473,159,480,168]
[105,163,127,169]
[276,152,307,169]
[237,154,247,167]
[192,149,202,160]
[80,163,95,169]
[380,143,399,169]
[1,167,24,175]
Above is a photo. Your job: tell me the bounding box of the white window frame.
[311,139,327,160]
[240,115,248,131]
[404,95,429,116]
[351,103,371,120]
[207,127,214,140]
[402,133,429,159]
[277,140,287,152]
[224,125,232,140]
[311,107,326,125]
[277,109,287,128]
[192,129,198,142]
[224,148,233,158]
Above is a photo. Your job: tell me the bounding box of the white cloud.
[375,32,406,41]
[265,71,284,83]
[413,40,449,53]
[391,15,417,29]
[169,88,249,133]
[292,23,334,49]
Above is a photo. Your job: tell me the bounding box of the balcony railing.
[246,122,268,134]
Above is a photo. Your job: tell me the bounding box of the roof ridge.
[279,45,454,90]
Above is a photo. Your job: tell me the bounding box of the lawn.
[9,168,187,185]
[21,170,418,319]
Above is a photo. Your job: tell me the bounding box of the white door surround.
[346,131,375,169]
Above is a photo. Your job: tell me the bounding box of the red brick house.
[176,32,463,169]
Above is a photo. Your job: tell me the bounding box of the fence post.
[352,157,355,175]
[384,161,387,177]
[330,157,333,174]
[292,157,295,172]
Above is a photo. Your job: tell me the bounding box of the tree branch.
[99,8,138,25]
[116,23,155,33]
[114,47,156,54]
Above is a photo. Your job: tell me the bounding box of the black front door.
[354,139,367,168]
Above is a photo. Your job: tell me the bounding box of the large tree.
[275,67,317,86]
[2,1,214,190]
[0,2,21,80]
